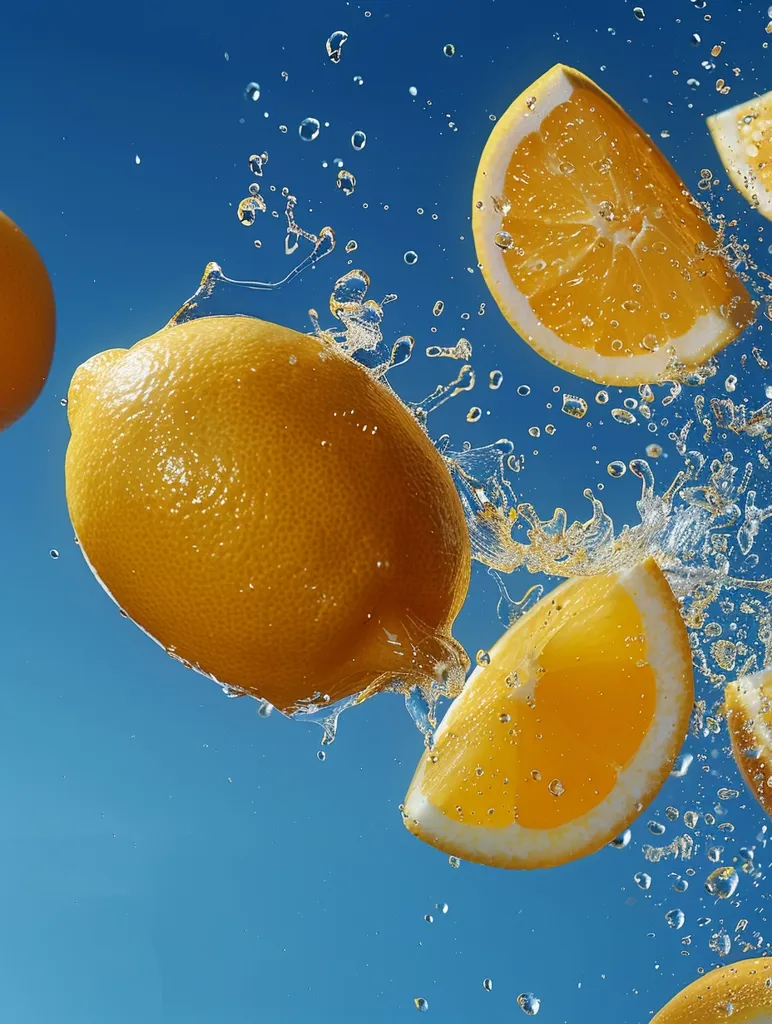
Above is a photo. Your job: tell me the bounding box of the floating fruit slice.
[403,558,693,869]
[708,91,772,220]
[472,64,753,386]
[725,667,772,816]
[651,958,772,1022]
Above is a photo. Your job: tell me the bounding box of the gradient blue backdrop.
[1,0,771,1020]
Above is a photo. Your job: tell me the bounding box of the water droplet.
[517,385,531,397]
[494,230,514,251]
[672,753,693,777]
[635,871,652,890]
[489,370,503,390]
[245,82,261,102]
[648,820,666,836]
[326,30,349,63]
[414,997,429,1013]
[607,460,627,478]
[351,130,367,151]
[237,196,266,226]
[443,43,455,56]
[299,117,321,142]
[561,394,588,419]
[409,86,418,97]
[336,169,357,195]
[687,78,700,90]
[610,829,631,849]
[705,867,739,900]
[404,250,419,265]
[665,908,685,929]
[345,240,358,253]
[611,408,637,425]
[60,397,68,407]
[248,152,268,176]
[257,699,273,718]
[548,778,564,797]
[517,993,541,1016]
[466,406,482,423]
[709,928,732,957]
[49,548,59,559]
[646,443,663,459]
[672,874,689,893]
[353,75,364,86]
[482,978,493,992]
[424,914,433,923]
[436,902,449,913]
[633,6,645,20]
[476,649,491,667]
[448,856,460,869]
[317,750,326,761]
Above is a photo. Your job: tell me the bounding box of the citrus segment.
[0,211,56,429]
[651,958,772,1023]
[65,315,471,714]
[725,667,772,817]
[708,91,772,220]
[473,65,753,385]
[403,559,693,869]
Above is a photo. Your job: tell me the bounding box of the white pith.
[403,562,692,869]
[473,66,740,385]
[709,97,772,220]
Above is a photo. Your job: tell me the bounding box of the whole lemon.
[0,211,55,429]
[65,315,471,712]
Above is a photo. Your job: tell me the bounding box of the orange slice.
[725,667,772,817]
[651,958,772,1022]
[473,64,753,386]
[708,90,772,220]
[402,559,693,869]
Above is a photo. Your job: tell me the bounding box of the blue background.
[1,0,771,1020]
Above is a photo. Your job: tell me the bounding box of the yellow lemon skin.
[65,315,471,712]
[651,959,772,1022]
[0,211,55,429]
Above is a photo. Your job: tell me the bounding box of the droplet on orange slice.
[403,558,693,869]
[473,64,753,385]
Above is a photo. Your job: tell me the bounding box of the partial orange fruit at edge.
[472,64,753,386]
[651,958,772,1022]
[65,315,471,714]
[0,211,56,429]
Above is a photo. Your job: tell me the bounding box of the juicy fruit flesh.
[65,316,471,712]
[497,78,750,359]
[721,98,772,193]
[426,574,656,830]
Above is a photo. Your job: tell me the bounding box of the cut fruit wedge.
[651,958,772,1023]
[472,64,754,386]
[725,667,772,817]
[403,559,693,870]
[708,91,772,221]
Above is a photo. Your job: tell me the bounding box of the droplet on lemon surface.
[64,315,471,715]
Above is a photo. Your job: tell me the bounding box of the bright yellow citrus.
[473,64,753,386]
[725,667,772,817]
[65,315,471,713]
[708,91,772,220]
[403,558,693,869]
[651,958,772,1023]
[0,211,55,429]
